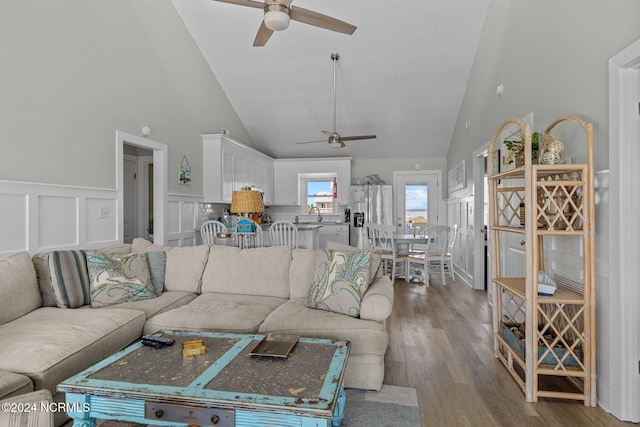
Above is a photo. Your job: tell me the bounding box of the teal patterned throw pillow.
[306,249,370,318]
[85,251,156,307]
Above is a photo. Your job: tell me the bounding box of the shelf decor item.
[487,115,595,406]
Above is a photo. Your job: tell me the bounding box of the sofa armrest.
[359,276,394,322]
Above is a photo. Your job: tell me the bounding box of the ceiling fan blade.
[253,21,274,46]
[295,140,327,145]
[210,0,265,9]
[289,7,357,35]
[322,130,333,138]
[340,135,377,142]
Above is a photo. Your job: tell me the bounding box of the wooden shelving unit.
[487,115,596,406]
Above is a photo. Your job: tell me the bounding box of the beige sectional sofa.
[0,239,394,426]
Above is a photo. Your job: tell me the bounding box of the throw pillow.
[325,241,383,283]
[145,251,167,296]
[48,250,91,308]
[85,251,156,307]
[306,249,370,318]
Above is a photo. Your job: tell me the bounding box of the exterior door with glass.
[392,171,440,234]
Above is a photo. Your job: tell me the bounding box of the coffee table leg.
[332,386,345,427]
[65,393,95,427]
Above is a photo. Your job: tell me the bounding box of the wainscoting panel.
[166,194,201,247]
[0,193,28,252]
[0,180,119,256]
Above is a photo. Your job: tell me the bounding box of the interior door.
[123,154,137,243]
[393,171,440,234]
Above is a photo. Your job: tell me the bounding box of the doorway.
[472,144,489,293]
[392,171,440,234]
[116,130,168,245]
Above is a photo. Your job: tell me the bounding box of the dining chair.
[426,224,459,285]
[365,223,408,282]
[409,221,430,256]
[200,220,229,246]
[407,230,432,286]
[269,220,298,248]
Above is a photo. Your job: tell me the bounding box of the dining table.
[394,233,430,255]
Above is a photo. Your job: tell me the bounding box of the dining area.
[364,222,459,286]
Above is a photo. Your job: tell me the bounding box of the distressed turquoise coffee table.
[58,331,350,427]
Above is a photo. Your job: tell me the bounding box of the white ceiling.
[172,0,489,159]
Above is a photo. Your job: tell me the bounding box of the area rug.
[65,385,420,427]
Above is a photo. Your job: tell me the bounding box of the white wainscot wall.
[0,180,202,256]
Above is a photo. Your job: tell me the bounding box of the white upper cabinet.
[202,134,274,204]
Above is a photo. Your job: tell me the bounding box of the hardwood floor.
[384,275,633,427]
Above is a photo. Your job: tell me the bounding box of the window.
[305,178,337,214]
[404,184,428,229]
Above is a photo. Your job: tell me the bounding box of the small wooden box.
[182,339,206,357]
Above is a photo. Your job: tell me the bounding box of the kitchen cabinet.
[202,134,274,205]
[272,158,351,206]
[318,224,349,249]
[488,115,595,405]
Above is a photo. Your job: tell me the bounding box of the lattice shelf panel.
[496,187,525,227]
[536,170,586,231]
[537,303,585,372]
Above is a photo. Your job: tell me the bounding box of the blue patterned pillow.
[145,251,167,296]
[85,251,156,307]
[306,250,370,318]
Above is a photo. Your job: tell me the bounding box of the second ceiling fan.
[211,0,357,46]
[297,53,377,149]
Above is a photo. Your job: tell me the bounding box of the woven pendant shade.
[230,190,264,215]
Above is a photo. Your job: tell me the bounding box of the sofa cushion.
[201,246,291,298]
[144,293,287,335]
[289,249,317,299]
[90,291,198,319]
[0,252,42,323]
[0,307,145,393]
[85,251,156,307]
[131,238,173,254]
[48,250,91,309]
[164,245,210,293]
[31,253,57,307]
[0,371,33,400]
[259,298,388,356]
[306,249,370,318]
[97,243,132,255]
[146,251,167,295]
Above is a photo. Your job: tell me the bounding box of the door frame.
[137,155,153,240]
[123,153,138,243]
[608,37,640,422]
[472,142,489,292]
[116,130,168,245]
[392,170,442,233]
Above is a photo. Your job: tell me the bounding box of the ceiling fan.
[211,0,357,47]
[296,52,377,149]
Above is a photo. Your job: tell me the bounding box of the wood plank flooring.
[384,275,633,427]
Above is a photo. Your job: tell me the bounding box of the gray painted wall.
[0,0,253,195]
[448,0,640,198]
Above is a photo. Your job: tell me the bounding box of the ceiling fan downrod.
[331,52,339,135]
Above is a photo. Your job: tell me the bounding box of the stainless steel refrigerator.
[350,185,393,249]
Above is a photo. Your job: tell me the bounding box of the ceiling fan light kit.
[211,0,357,46]
[263,4,290,31]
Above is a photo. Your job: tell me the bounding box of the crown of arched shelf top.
[487,118,532,178]
[543,115,594,172]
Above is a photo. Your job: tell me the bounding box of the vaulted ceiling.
[172,0,489,159]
